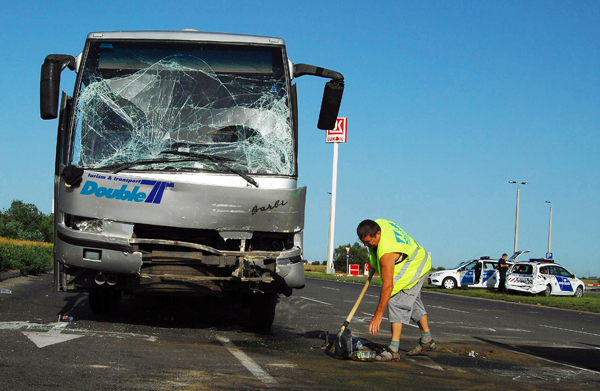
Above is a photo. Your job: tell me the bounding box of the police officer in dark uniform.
[497,253,509,293]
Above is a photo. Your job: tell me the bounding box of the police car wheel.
[442,277,456,290]
[543,285,552,297]
[575,286,584,298]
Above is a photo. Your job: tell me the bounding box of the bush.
[0,200,53,243]
[0,238,53,275]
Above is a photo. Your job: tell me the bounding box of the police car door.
[552,266,575,295]
[482,262,498,288]
[459,261,477,286]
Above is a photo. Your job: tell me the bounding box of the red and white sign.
[364,263,369,276]
[326,117,348,143]
[349,264,359,276]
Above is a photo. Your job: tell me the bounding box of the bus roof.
[86,30,285,46]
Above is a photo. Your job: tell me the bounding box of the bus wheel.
[249,292,278,331]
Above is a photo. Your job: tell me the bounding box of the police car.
[428,251,529,290]
[506,261,585,297]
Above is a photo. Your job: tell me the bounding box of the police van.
[428,251,529,290]
[506,261,585,297]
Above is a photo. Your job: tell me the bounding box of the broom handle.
[340,270,374,333]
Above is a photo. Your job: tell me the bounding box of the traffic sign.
[546,252,553,259]
[326,117,347,143]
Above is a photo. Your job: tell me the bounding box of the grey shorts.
[387,274,428,325]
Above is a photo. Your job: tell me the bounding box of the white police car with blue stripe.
[428,251,528,290]
[506,261,585,297]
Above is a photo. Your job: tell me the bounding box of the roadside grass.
[581,278,600,285]
[304,267,600,314]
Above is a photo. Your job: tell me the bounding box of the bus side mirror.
[40,55,75,120]
[317,79,344,130]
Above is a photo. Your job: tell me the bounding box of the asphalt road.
[1,274,599,390]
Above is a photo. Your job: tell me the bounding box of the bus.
[40,30,344,329]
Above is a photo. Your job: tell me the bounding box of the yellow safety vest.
[369,219,431,295]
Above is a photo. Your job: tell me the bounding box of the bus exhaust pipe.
[94,272,107,285]
[106,274,118,286]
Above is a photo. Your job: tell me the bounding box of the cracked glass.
[71,40,294,176]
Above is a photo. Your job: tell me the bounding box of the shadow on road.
[475,336,600,372]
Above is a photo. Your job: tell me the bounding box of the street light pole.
[546,201,552,257]
[509,181,528,253]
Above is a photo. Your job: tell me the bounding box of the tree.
[332,242,369,273]
[0,200,53,242]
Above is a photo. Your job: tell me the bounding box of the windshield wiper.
[98,157,202,174]
[160,150,259,188]
[160,150,234,163]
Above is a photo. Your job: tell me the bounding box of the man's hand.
[369,312,383,335]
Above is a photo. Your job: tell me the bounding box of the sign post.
[346,246,351,275]
[326,118,348,274]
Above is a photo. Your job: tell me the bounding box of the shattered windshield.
[71,40,294,176]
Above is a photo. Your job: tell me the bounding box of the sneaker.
[406,339,437,356]
[375,348,400,362]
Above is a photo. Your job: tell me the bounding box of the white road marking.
[361,312,419,328]
[321,286,340,291]
[216,335,276,385]
[22,322,84,348]
[298,297,332,306]
[361,311,388,321]
[365,294,378,298]
[539,324,600,338]
[428,305,470,313]
[404,356,444,371]
[267,363,296,368]
[428,321,496,332]
[0,321,31,330]
[0,321,157,348]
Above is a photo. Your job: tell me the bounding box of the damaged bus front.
[40,31,344,329]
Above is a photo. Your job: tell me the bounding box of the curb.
[0,270,23,282]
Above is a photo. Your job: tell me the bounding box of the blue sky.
[1,1,599,276]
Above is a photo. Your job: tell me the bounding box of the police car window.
[539,266,549,274]
[464,262,477,271]
[514,264,533,274]
[484,262,495,271]
[548,266,560,276]
[557,267,572,277]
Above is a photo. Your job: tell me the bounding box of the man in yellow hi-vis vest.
[357,219,436,361]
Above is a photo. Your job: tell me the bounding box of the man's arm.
[369,252,401,335]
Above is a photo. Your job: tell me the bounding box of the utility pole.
[509,181,528,253]
[546,201,552,258]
